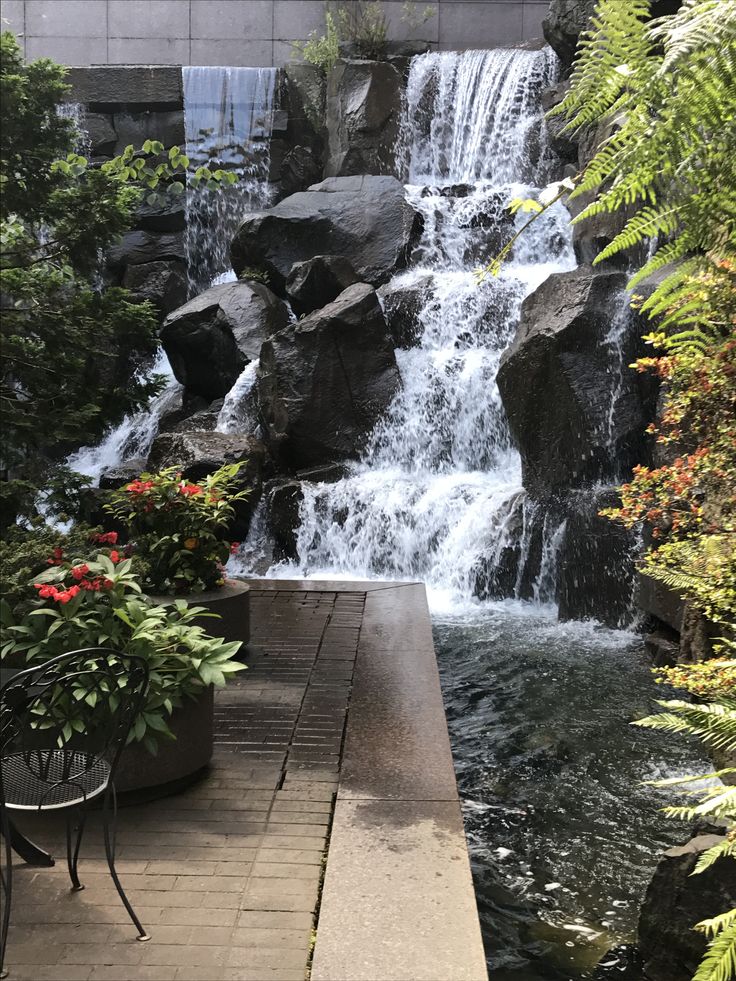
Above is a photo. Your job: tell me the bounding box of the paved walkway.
[3,586,365,981]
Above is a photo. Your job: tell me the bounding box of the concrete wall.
[0,0,549,67]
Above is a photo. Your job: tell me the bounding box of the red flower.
[46,546,64,566]
[126,480,154,494]
[109,550,121,564]
[179,483,203,497]
[93,531,118,545]
[102,578,114,590]
[230,542,241,555]
[71,564,90,580]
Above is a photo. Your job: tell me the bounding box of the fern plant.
[636,678,736,981]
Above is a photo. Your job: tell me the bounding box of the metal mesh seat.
[0,649,151,978]
[2,751,110,811]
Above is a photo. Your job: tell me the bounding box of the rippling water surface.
[434,608,704,979]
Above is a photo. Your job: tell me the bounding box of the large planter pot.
[115,685,214,797]
[148,578,250,646]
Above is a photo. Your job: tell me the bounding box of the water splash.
[66,350,181,483]
[183,66,277,295]
[399,47,558,185]
[215,360,259,434]
[256,48,577,610]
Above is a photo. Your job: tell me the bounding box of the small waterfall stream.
[68,67,276,484]
[183,66,276,295]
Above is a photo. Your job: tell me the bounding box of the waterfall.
[66,350,181,483]
[183,66,277,295]
[258,48,576,610]
[215,360,259,434]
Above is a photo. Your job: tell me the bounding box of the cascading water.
[183,66,276,295]
[68,67,277,486]
[261,48,575,610]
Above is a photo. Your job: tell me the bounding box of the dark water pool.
[434,605,704,980]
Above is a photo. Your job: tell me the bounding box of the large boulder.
[122,260,187,318]
[542,0,598,73]
[497,267,653,497]
[324,60,403,177]
[378,274,433,349]
[107,229,185,270]
[265,479,304,561]
[286,255,360,317]
[230,176,423,293]
[160,281,290,401]
[557,489,639,627]
[638,833,736,981]
[258,283,401,469]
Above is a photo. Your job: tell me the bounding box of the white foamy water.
[216,360,259,434]
[66,350,181,483]
[183,66,276,295]
[244,48,576,609]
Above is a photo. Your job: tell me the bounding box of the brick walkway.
[3,586,365,981]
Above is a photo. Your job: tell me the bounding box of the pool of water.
[434,605,704,980]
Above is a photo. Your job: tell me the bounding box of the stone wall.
[1,0,549,66]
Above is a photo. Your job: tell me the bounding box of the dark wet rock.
[266,479,303,560]
[286,255,360,317]
[324,60,403,177]
[161,281,290,401]
[282,64,326,153]
[231,175,423,293]
[98,458,148,491]
[108,230,185,269]
[644,628,681,666]
[543,0,598,72]
[637,574,685,634]
[66,66,183,107]
[497,267,654,497]
[168,399,223,434]
[540,81,577,164]
[278,145,323,197]
[258,283,401,469]
[86,113,116,156]
[378,275,433,349]
[680,605,719,663]
[557,489,639,628]
[135,198,186,234]
[113,110,184,155]
[638,832,736,981]
[122,260,187,318]
[296,462,349,483]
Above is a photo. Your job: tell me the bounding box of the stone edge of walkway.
[310,580,489,981]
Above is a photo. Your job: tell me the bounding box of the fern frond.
[692,921,736,981]
[694,838,736,876]
[697,908,736,940]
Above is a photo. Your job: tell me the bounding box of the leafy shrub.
[105,464,249,595]
[1,550,245,753]
[292,9,340,72]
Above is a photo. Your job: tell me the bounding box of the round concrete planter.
[115,579,251,798]
[115,684,214,796]
[148,578,251,646]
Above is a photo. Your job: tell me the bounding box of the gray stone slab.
[66,65,183,105]
[26,35,107,65]
[190,38,273,67]
[439,0,523,47]
[108,0,189,39]
[245,577,401,593]
[190,0,272,40]
[273,0,327,41]
[108,37,190,65]
[312,799,488,981]
[25,0,106,37]
[338,584,458,801]
[0,0,25,36]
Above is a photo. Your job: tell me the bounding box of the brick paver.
[3,587,365,981]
